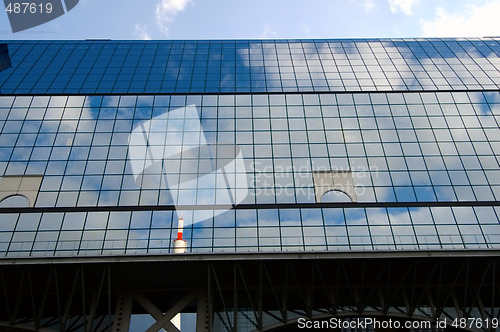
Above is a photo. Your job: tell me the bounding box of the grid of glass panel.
[1,38,499,94]
[0,92,499,209]
[1,205,499,257]
[0,91,499,256]
[0,37,500,257]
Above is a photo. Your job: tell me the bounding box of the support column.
[196,293,209,332]
[113,292,133,332]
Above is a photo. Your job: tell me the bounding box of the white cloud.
[387,0,418,15]
[363,0,375,12]
[301,24,311,36]
[259,26,278,39]
[135,24,151,40]
[421,0,500,37]
[156,0,191,35]
[349,0,376,12]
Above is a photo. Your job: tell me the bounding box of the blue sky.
[0,0,500,39]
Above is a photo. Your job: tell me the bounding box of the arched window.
[0,194,30,208]
[320,189,352,203]
[312,170,357,203]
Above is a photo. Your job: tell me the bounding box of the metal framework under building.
[0,250,498,332]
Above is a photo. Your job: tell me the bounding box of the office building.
[0,38,499,331]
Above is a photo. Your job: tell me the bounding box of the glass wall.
[1,205,499,257]
[1,92,499,206]
[0,39,499,95]
[0,91,499,256]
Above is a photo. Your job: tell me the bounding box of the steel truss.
[0,250,498,331]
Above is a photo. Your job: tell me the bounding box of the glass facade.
[1,39,499,94]
[0,39,499,257]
